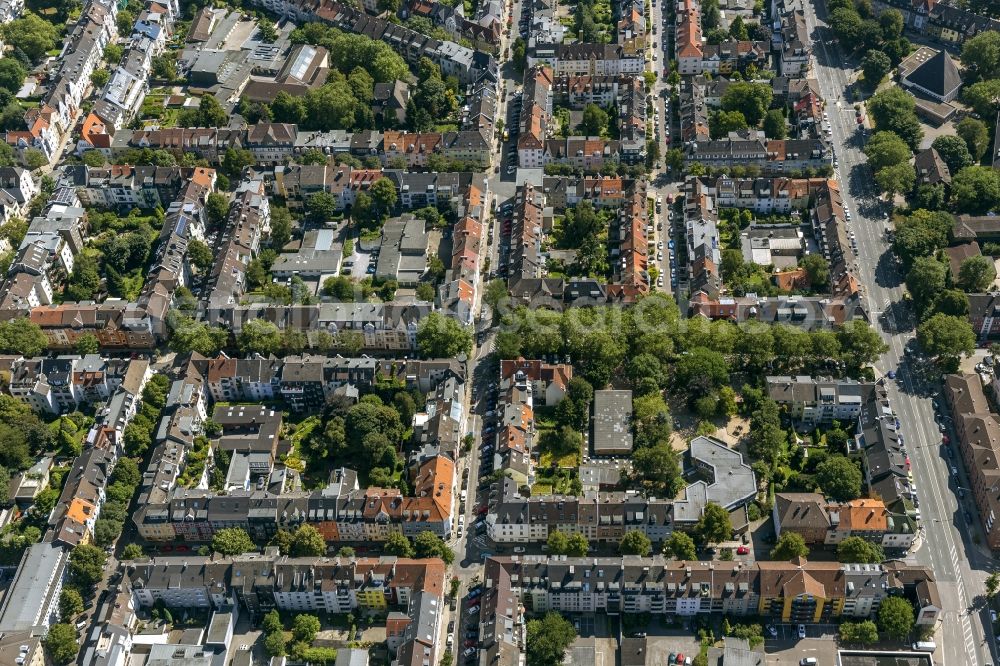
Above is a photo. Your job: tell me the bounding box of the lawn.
[539,449,580,468]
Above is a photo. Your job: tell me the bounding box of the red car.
[736,546,750,555]
[476,505,489,515]
[464,640,478,648]
[675,654,685,664]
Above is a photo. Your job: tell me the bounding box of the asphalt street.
[802,2,995,664]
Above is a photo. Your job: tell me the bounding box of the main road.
[802,2,995,664]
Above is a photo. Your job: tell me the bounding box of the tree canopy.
[816,455,862,501]
[770,531,809,561]
[526,613,577,666]
[837,536,884,563]
[211,528,256,556]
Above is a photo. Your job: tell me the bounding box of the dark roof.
[903,49,961,99]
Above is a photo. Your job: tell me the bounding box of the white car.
[797,624,806,639]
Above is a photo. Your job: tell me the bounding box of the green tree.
[384,531,414,557]
[664,531,697,560]
[2,12,60,63]
[762,109,786,139]
[931,135,974,174]
[958,255,997,292]
[906,256,948,311]
[23,148,46,171]
[879,8,903,38]
[187,238,214,272]
[917,312,976,370]
[222,147,255,177]
[674,347,728,398]
[816,455,862,501]
[90,68,110,89]
[957,117,990,161]
[0,57,25,92]
[697,502,732,544]
[205,192,230,227]
[619,530,652,556]
[416,312,472,358]
[68,544,106,588]
[413,530,455,564]
[770,531,809,560]
[631,443,682,496]
[211,527,255,556]
[74,333,100,356]
[952,166,1000,215]
[987,572,1000,600]
[863,131,911,170]
[837,321,888,370]
[837,536,884,563]
[237,319,283,356]
[290,524,327,557]
[580,103,609,136]
[867,87,923,149]
[840,620,879,644]
[264,631,286,657]
[292,614,321,643]
[306,191,338,223]
[59,588,84,621]
[720,81,773,125]
[862,49,891,86]
[710,110,748,139]
[801,253,830,288]
[963,79,1000,119]
[877,596,915,640]
[168,316,229,356]
[43,624,79,665]
[961,29,1000,80]
[875,162,916,200]
[122,543,144,560]
[526,613,577,666]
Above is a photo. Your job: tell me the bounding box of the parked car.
[797,625,806,639]
[467,606,481,616]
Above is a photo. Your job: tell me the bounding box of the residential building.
[766,376,874,426]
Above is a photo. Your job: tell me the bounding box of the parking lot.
[643,633,703,666]
[765,637,838,666]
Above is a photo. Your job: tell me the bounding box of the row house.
[127,554,444,619]
[871,0,1000,46]
[22,301,157,350]
[41,0,119,143]
[487,437,755,544]
[6,107,59,164]
[687,130,833,173]
[607,180,649,303]
[133,456,455,542]
[553,74,629,108]
[312,1,498,86]
[516,66,553,169]
[543,137,622,171]
[531,43,643,76]
[490,366,536,486]
[206,177,270,309]
[6,353,133,414]
[944,373,1000,549]
[778,10,810,75]
[684,176,722,300]
[541,176,625,210]
[488,555,939,625]
[206,302,431,352]
[766,375,874,426]
[49,446,115,547]
[811,179,854,281]
[675,0,703,74]
[687,290,868,328]
[773,493,916,550]
[91,32,158,132]
[701,39,770,75]
[706,175,826,213]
